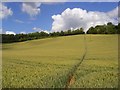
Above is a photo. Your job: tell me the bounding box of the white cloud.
[107,6,119,18]
[21,1,67,17]
[43,30,49,34]
[14,19,32,24]
[33,27,49,34]
[20,31,26,34]
[14,19,24,23]
[6,31,16,35]
[51,7,118,32]
[0,3,13,19]
[33,27,41,31]
[0,28,16,35]
[107,6,120,23]
[22,2,41,17]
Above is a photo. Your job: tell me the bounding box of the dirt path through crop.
[65,35,87,88]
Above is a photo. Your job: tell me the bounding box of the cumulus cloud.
[0,3,13,19]
[33,27,49,34]
[43,30,49,34]
[21,1,67,17]
[107,6,119,18]
[22,2,41,17]
[51,7,118,32]
[6,31,16,35]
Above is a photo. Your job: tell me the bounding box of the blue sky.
[2,2,118,34]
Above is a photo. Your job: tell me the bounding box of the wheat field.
[2,35,118,88]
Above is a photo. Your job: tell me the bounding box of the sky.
[0,2,119,34]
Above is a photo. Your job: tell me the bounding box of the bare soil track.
[65,35,87,88]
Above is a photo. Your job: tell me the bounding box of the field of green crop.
[2,35,118,88]
[70,35,118,88]
[0,44,2,89]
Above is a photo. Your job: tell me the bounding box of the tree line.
[1,22,120,43]
[2,28,84,43]
[87,22,119,34]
